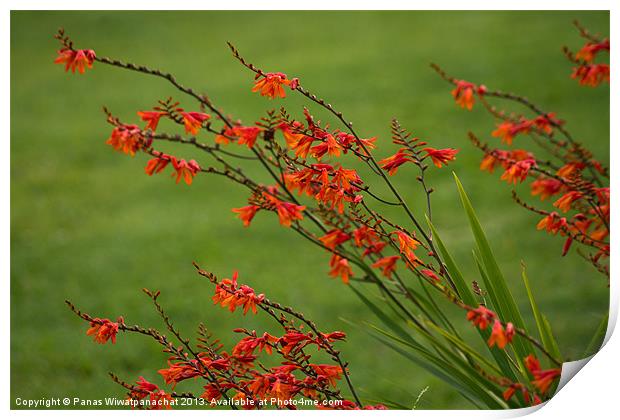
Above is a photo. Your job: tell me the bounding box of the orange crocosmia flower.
[86,317,122,344]
[487,319,515,349]
[503,383,531,403]
[181,112,211,135]
[420,268,441,283]
[536,212,567,235]
[201,384,223,405]
[106,125,143,156]
[492,120,532,145]
[212,271,265,315]
[277,122,306,147]
[531,368,561,395]
[575,39,610,63]
[158,360,202,386]
[332,166,362,190]
[524,354,561,395]
[54,48,96,74]
[532,113,563,134]
[422,147,458,168]
[480,153,501,173]
[353,226,379,247]
[372,255,400,279]
[467,305,496,330]
[451,80,483,111]
[500,159,536,185]
[273,201,305,227]
[310,364,343,387]
[553,191,582,213]
[137,111,167,132]
[572,64,610,87]
[145,153,171,176]
[233,126,263,148]
[328,254,353,284]
[354,136,377,157]
[556,162,586,178]
[252,72,299,99]
[393,231,420,262]
[311,134,343,160]
[531,178,564,200]
[232,205,260,227]
[233,333,278,356]
[379,148,414,175]
[491,121,517,145]
[319,229,351,250]
[170,157,200,185]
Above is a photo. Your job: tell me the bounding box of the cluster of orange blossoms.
[252,72,299,99]
[54,48,96,74]
[233,185,306,228]
[144,152,201,185]
[571,37,610,87]
[466,305,515,350]
[80,270,385,410]
[441,24,610,269]
[451,80,487,110]
[86,317,123,344]
[491,113,563,145]
[501,354,561,406]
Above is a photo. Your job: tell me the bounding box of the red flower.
[310,134,343,160]
[252,72,299,99]
[106,125,143,156]
[275,201,306,227]
[487,320,515,349]
[371,255,400,279]
[575,39,610,62]
[492,120,532,145]
[451,80,484,110]
[420,268,441,283]
[171,157,200,185]
[532,113,563,134]
[310,364,343,387]
[553,191,582,212]
[181,112,211,135]
[571,64,610,87]
[54,48,96,74]
[379,148,414,175]
[86,317,122,344]
[319,229,351,250]
[158,359,201,386]
[328,254,353,284]
[503,383,531,404]
[466,305,495,330]
[233,333,279,356]
[393,231,420,263]
[536,212,567,234]
[212,271,265,315]
[353,226,379,247]
[232,205,260,227]
[233,126,263,148]
[137,111,167,131]
[556,162,585,178]
[144,154,171,176]
[524,354,561,394]
[500,159,536,184]
[531,178,564,200]
[422,147,458,168]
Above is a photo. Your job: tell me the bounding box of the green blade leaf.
[521,263,562,361]
[454,173,534,362]
[583,311,609,357]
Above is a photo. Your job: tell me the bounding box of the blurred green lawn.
[11,11,609,409]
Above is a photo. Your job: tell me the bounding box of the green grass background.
[11,11,609,409]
